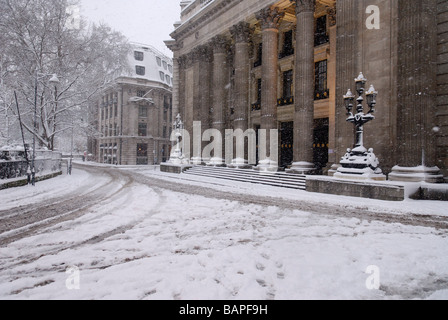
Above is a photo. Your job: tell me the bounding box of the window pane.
[138,123,147,136]
[136,66,146,76]
[139,106,148,118]
[134,51,144,61]
[315,60,328,100]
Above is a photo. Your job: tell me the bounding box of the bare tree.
[0,0,131,150]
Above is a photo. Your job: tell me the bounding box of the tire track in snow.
[0,166,132,247]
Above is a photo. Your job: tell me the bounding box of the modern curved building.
[165,0,447,182]
[94,43,173,165]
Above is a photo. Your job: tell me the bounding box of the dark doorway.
[313,118,329,173]
[280,122,294,168]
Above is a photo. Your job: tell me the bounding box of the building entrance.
[280,122,294,168]
[313,118,329,173]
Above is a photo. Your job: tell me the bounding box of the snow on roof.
[125,43,174,88]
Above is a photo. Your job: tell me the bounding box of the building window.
[134,51,144,61]
[137,90,146,98]
[137,144,148,165]
[138,123,147,137]
[159,71,165,81]
[156,57,162,67]
[165,75,171,84]
[163,126,167,138]
[279,70,294,106]
[136,66,146,76]
[163,61,168,70]
[139,106,148,118]
[315,60,329,100]
[168,64,173,73]
[315,15,329,47]
[163,109,168,121]
[254,43,262,68]
[280,30,294,59]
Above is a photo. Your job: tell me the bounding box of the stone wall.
[437,0,448,178]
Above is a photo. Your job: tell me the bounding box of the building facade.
[94,44,173,165]
[165,0,448,182]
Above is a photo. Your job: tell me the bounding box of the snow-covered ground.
[0,163,447,300]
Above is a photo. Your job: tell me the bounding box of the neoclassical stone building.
[165,0,448,182]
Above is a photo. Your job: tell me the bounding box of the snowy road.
[0,164,447,300]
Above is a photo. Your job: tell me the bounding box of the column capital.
[230,22,252,44]
[289,0,316,15]
[177,55,188,69]
[327,5,336,26]
[256,7,285,30]
[190,45,213,63]
[210,35,230,54]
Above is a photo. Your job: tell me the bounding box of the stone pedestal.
[334,147,386,181]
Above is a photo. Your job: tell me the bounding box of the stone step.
[186,166,306,182]
[184,171,306,190]
[183,166,306,190]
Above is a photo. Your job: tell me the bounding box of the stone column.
[230,22,251,167]
[288,0,316,174]
[199,45,213,163]
[389,0,443,183]
[209,35,229,165]
[191,46,204,164]
[255,7,284,168]
[329,0,360,176]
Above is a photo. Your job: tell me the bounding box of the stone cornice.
[170,0,243,42]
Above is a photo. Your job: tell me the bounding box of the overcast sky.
[80,0,181,57]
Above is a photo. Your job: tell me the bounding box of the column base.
[253,158,278,173]
[191,157,203,165]
[286,161,316,175]
[328,164,340,177]
[227,158,253,169]
[389,165,444,183]
[206,157,226,167]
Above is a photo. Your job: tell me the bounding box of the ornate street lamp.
[32,72,60,186]
[335,72,385,180]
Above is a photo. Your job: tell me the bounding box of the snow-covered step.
[183,166,306,190]
[188,167,306,184]
[185,166,306,183]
